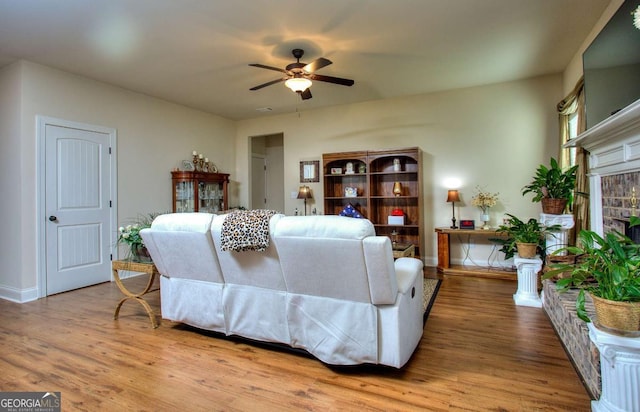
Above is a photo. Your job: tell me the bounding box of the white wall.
[236,74,563,266]
[0,60,236,297]
[0,62,24,290]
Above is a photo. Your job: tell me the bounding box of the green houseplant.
[521,157,578,214]
[494,214,560,259]
[543,219,640,334]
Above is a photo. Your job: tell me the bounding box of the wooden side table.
[112,260,160,328]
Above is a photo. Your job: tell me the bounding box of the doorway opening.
[250,133,284,213]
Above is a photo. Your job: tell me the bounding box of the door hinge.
[110,254,113,261]
[109,200,112,207]
[109,147,112,155]
[264,165,267,171]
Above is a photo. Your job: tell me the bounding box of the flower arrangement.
[118,224,147,248]
[117,213,161,261]
[471,186,499,213]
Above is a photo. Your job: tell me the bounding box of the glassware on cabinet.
[172,171,229,213]
[175,181,194,212]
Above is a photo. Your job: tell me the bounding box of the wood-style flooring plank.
[0,271,591,411]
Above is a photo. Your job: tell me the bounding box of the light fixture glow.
[285,77,312,92]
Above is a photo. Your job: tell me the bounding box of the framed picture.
[300,160,319,183]
[344,187,358,197]
[182,160,195,171]
[330,167,342,175]
[204,163,218,173]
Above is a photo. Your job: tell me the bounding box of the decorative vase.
[480,213,490,230]
[131,243,152,263]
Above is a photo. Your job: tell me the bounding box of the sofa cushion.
[274,216,375,303]
[211,213,286,289]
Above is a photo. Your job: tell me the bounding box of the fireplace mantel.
[566,99,640,234]
[568,99,640,175]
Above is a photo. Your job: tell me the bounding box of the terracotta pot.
[516,242,538,259]
[591,293,640,336]
[541,198,567,215]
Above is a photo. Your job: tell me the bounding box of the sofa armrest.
[393,257,423,294]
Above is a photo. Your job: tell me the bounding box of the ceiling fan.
[249,48,354,100]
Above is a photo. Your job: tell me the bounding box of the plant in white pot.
[521,157,578,215]
[543,218,640,335]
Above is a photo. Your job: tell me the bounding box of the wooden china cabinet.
[322,147,423,258]
[171,171,229,213]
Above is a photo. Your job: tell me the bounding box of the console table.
[434,227,515,280]
[112,260,160,328]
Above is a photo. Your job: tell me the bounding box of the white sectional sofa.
[140,212,424,368]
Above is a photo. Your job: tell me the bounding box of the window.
[567,111,579,167]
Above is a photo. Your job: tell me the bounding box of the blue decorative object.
[339,203,364,218]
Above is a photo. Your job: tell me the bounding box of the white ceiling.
[0,0,611,120]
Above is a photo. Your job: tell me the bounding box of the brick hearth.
[542,279,600,399]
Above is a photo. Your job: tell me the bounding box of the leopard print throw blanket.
[220,209,278,252]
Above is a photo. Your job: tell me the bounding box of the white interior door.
[42,120,114,295]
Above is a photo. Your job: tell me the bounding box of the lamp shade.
[285,77,312,92]
[446,189,460,203]
[297,185,312,199]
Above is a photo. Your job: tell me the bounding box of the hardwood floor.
[0,270,591,411]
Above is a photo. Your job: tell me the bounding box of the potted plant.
[117,213,160,262]
[521,157,578,214]
[494,214,560,259]
[543,220,640,335]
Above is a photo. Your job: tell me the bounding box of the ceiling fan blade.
[300,88,312,100]
[303,57,332,73]
[249,63,287,74]
[250,78,287,91]
[308,74,354,87]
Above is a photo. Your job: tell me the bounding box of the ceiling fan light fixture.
[285,77,312,92]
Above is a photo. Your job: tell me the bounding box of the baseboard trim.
[0,284,39,303]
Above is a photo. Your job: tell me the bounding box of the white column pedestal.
[589,323,640,412]
[539,213,575,255]
[513,254,543,307]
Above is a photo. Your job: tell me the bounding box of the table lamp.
[297,185,313,216]
[446,189,460,229]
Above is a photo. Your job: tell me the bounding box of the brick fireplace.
[602,171,640,236]
[543,99,640,399]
